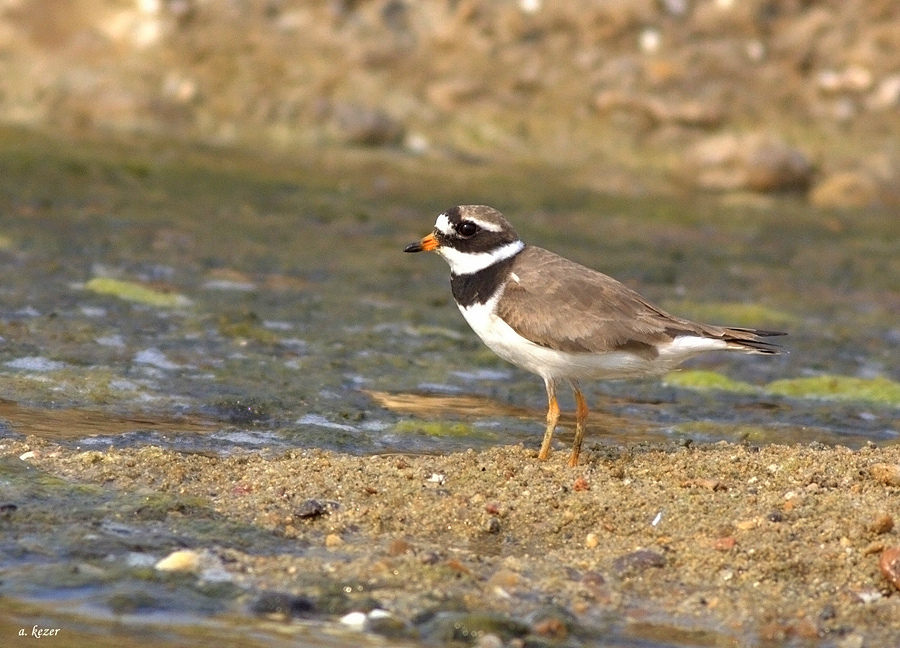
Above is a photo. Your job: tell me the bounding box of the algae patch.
[85,277,191,308]
[661,301,798,328]
[766,375,900,406]
[664,370,760,394]
[667,370,900,406]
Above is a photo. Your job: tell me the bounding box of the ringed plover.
[404,205,784,466]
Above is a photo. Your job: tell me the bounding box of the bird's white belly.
[457,296,728,381]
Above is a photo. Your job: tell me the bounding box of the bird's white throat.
[438,240,524,275]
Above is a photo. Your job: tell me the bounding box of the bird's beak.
[403,232,439,253]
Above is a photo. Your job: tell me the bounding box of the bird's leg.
[568,381,589,467]
[538,378,559,461]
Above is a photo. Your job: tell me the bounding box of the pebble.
[487,569,521,590]
[418,611,530,644]
[527,605,578,639]
[878,546,900,590]
[486,516,501,534]
[612,549,666,576]
[249,591,315,617]
[154,549,201,572]
[585,532,599,549]
[869,463,900,487]
[387,537,413,556]
[809,171,881,208]
[295,498,328,519]
[340,610,368,630]
[867,513,894,535]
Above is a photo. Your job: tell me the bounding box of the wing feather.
[497,247,782,355]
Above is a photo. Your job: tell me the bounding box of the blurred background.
[2,0,900,202]
[2,2,900,646]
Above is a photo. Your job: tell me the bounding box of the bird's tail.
[719,327,786,354]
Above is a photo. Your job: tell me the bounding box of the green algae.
[666,370,900,407]
[661,301,798,328]
[765,375,900,406]
[217,312,279,344]
[663,370,760,394]
[85,277,191,308]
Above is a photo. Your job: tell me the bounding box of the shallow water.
[1,128,898,646]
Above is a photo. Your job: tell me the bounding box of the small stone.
[487,569,521,589]
[682,478,726,491]
[713,536,736,551]
[529,605,577,639]
[867,513,894,535]
[612,549,666,576]
[340,611,368,630]
[295,498,328,519]
[809,171,881,208]
[387,537,413,556]
[418,612,530,644]
[325,533,343,548]
[249,591,315,617]
[736,518,760,531]
[486,516,502,534]
[869,463,900,487]
[573,476,590,491]
[367,610,414,639]
[585,532,599,549]
[878,546,900,590]
[154,549,202,572]
[473,634,503,648]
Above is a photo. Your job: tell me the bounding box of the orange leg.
[538,378,559,461]
[568,382,589,467]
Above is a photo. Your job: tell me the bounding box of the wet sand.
[5,435,900,646]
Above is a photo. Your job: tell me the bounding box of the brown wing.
[497,246,782,355]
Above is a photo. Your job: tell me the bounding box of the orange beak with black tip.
[403,232,439,253]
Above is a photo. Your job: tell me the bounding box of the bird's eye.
[457,221,479,237]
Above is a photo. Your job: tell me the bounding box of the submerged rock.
[249,591,315,617]
[418,611,530,644]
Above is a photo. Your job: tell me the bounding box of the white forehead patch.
[434,211,504,235]
[434,212,453,235]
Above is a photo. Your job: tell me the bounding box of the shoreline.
[4,436,899,646]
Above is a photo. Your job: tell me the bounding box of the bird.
[403,205,785,467]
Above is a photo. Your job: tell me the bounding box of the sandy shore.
[5,436,900,646]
